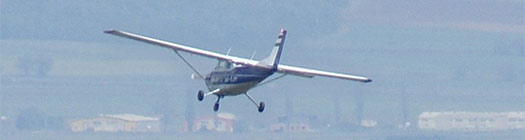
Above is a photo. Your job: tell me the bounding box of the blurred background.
[1,0,524,139]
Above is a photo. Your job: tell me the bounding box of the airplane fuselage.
[205,65,275,96]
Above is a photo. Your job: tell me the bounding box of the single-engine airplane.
[105,28,371,113]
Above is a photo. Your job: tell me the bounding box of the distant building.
[191,113,235,132]
[360,119,378,128]
[0,116,6,122]
[270,123,313,132]
[419,112,525,131]
[271,115,316,132]
[70,114,160,133]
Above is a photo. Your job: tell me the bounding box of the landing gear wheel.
[214,103,220,112]
[197,90,204,101]
[258,102,265,113]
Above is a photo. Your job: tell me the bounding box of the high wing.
[104,29,371,83]
[277,65,372,83]
[104,30,261,67]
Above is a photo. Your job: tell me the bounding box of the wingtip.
[104,29,117,34]
[363,79,372,83]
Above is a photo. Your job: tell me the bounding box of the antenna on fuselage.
[250,51,256,60]
[226,47,232,56]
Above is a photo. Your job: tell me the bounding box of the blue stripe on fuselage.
[206,66,274,85]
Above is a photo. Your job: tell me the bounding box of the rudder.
[260,28,287,69]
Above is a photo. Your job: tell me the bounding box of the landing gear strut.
[245,93,265,113]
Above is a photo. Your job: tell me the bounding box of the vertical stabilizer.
[260,28,287,69]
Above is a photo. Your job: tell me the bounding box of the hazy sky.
[2,0,523,73]
[2,0,522,39]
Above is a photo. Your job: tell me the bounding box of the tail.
[260,28,287,69]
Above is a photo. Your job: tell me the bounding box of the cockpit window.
[215,61,232,70]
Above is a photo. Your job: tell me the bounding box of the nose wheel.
[214,102,220,112]
[213,95,223,112]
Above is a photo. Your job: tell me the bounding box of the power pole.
[333,93,341,122]
[400,88,409,128]
[285,93,293,124]
[353,90,364,126]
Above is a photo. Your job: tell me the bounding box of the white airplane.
[105,28,371,113]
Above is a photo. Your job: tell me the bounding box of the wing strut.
[173,49,205,79]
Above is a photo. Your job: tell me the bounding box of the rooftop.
[101,114,159,122]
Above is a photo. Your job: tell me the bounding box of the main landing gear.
[197,90,265,113]
[245,93,265,113]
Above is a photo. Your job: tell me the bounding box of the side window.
[232,76,238,82]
